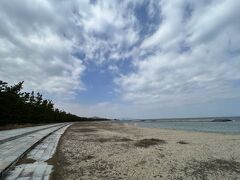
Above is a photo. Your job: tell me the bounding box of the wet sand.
[51,121,240,180]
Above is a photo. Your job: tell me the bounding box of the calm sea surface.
[125,117,240,134]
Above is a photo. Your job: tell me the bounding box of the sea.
[124,117,240,134]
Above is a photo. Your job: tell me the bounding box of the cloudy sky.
[0,0,240,119]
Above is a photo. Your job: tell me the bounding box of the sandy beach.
[50,121,240,180]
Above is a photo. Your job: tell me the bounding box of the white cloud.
[0,0,141,99]
[0,0,85,96]
[117,0,240,106]
[72,0,142,65]
[140,0,184,50]
[1,0,240,117]
[188,0,240,45]
[108,65,119,73]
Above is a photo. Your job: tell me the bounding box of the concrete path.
[0,123,70,177]
[4,124,71,180]
[0,124,64,142]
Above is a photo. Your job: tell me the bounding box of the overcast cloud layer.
[0,0,240,118]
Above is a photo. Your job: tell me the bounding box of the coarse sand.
[50,121,240,180]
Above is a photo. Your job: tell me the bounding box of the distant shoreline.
[122,116,240,122]
[123,119,240,135]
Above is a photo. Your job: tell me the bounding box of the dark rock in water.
[150,120,157,122]
[211,119,232,122]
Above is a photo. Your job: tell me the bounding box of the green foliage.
[0,80,104,125]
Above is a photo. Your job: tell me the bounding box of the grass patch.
[135,138,166,148]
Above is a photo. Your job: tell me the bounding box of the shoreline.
[122,121,240,135]
[51,121,240,179]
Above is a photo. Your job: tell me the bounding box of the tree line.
[0,80,108,126]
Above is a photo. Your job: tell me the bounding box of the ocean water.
[126,117,240,134]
